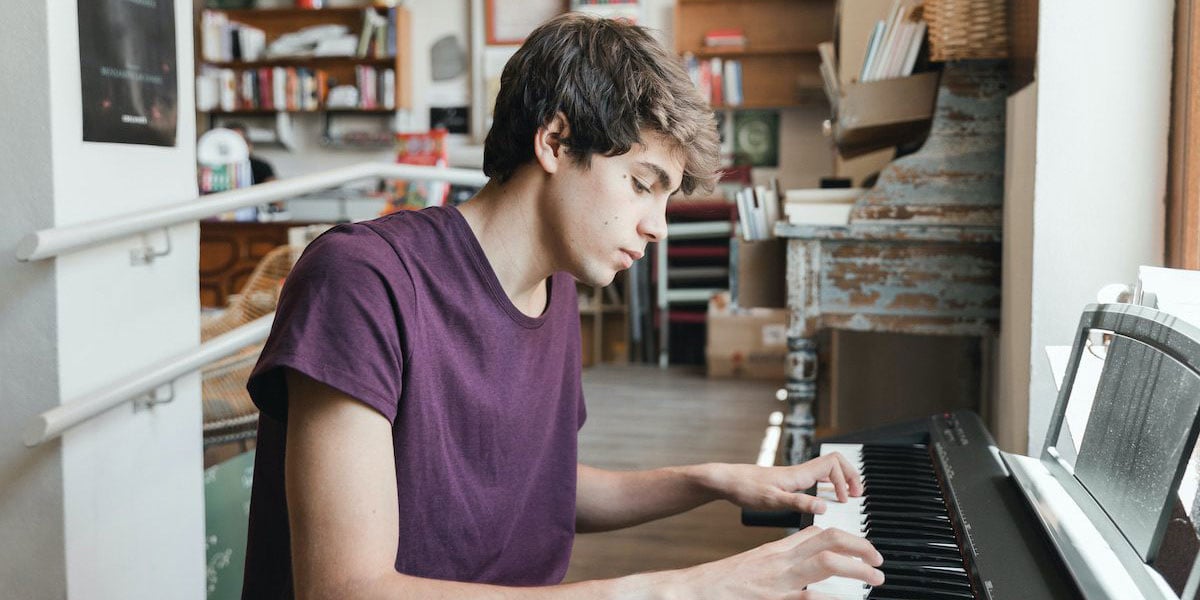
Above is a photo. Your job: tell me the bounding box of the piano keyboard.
[745,412,1081,599]
[807,443,974,600]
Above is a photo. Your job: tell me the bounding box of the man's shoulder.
[356,206,460,250]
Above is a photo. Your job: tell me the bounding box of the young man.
[242,13,883,599]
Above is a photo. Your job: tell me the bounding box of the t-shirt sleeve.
[247,223,412,424]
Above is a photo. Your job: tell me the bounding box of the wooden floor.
[563,365,786,582]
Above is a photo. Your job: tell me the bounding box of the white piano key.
[808,444,874,599]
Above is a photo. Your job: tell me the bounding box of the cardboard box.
[732,238,786,309]
[706,294,789,380]
[833,71,940,158]
[580,312,627,367]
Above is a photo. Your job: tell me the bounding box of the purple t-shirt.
[241,206,586,598]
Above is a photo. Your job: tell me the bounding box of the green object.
[733,110,780,167]
[204,450,256,600]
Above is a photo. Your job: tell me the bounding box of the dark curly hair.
[483,13,720,195]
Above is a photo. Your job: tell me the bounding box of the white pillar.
[0,1,204,597]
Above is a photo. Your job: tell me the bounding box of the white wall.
[1,1,205,597]
[1023,1,1170,453]
[0,1,66,596]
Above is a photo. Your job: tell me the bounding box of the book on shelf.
[704,28,746,48]
[198,63,392,112]
[684,53,743,108]
[858,0,926,82]
[735,182,781,241]
[711,57,723,107]
[572,0,642,24]
[357,9,390,59]
[817,41,839,105]
[859,20,886,81]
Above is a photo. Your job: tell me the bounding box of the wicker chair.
[200,244,300,446]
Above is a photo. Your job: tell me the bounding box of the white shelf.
[665,288,724,304]
[667,266,730,282]
[667,221,734,240]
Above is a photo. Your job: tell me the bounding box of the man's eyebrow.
[637,161,682,195]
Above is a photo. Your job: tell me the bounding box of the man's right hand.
[665,526,884,599]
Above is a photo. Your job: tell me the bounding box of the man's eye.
[632,180,650,194]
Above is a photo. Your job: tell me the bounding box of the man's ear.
[533,112,570,174]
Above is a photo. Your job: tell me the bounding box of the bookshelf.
[655,200,737,366]
[674,0,835,109]
[196,5,411,115]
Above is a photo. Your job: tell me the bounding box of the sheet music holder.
[1001,303,1200,599]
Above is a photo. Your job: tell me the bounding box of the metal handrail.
[24,315,275,447]
[16,163,489,261]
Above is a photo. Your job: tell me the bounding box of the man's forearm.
[575,463,724,533]
[320,567,679,600]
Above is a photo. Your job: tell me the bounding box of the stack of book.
[734,182,781,241]
[704,28,746,49]
[684,55,743,108]
[355,65,397,110]
[201,11,266,62]
[781,188,864,226]
[858,0,927,82]
[572,0,641,24]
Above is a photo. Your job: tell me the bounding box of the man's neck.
[457,174,556,318]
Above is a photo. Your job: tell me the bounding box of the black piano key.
[863,465,939,479]
[878,560,967,575]
[860,457,935,469]
[861,474,942,488]
[861,482,944,497]
[867,584,974,600]
[869,539,963,560]
[865,517,956,536]
[862,467,939,480]
[876,573,973,593]
[863,499,947,516]
[880,562,969,580]
[860,453,935,467]
[862,494,948,509]
[861,444,930,454]
[878,548,966,566]
[864,480,945,494]
[864,510,950,524]
[866,526,958,544]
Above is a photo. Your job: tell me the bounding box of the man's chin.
[575,267,618,288]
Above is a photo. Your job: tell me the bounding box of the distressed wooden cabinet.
[778,61,1006,463]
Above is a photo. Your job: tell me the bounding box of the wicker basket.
[925,0,1008,61]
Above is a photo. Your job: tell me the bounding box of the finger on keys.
[808,528,884,567]
[797,592,837,600]
[833,452,864,497]
[826,456,849,503]
[807,550,885,587]
[792,492,827,514]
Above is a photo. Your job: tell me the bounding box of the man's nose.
[640,210,667,242]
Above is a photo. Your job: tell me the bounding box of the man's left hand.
[699,452,864,515]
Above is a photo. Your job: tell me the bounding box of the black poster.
[77,0,178,146]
